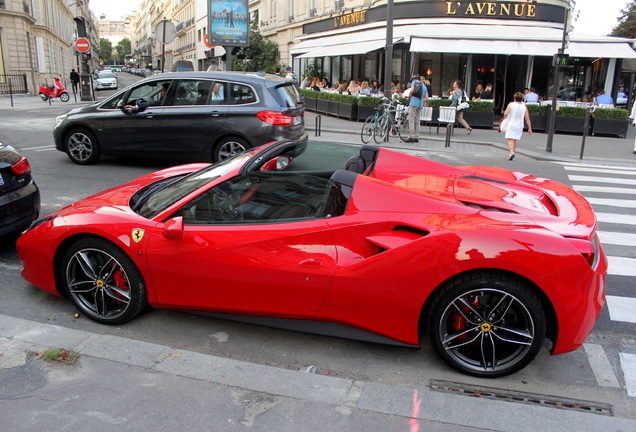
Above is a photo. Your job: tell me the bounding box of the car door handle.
[208,111,223,117]
[299,258,322,269]
[140,113,156,119]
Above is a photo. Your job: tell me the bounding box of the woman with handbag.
[501,92,532,160]
[451,80,472,134]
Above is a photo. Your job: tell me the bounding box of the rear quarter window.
[274,84,302,108]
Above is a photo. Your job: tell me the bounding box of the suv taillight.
[10,157,32,176]
[257,111,293,126]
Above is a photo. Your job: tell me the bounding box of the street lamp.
[546,1,576,153]
[383,0,394,97]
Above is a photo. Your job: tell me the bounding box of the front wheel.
[373,115,390,144]
[65,128,101,165]
[59,92,70,102]
[61,237,147,325]
[428,272,546,378]
[361,116,376,144]
[214,136,249,162]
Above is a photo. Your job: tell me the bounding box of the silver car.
[95,71,118,90]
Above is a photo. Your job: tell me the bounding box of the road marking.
[586,197,636,209]
[596,212,636,226]
[583,343,621,388]
[598,231,636,246]
[607,256,636,277]
[18,145,55,151]
[620,353,636,397]
[573,185,636,195]
[564,166,636,176]
[568,175,636,186]
[559,162,636,173]
[606,296,636,323]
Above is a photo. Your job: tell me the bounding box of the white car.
[95,71,118,90]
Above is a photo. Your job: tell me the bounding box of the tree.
[232,23,280,72]
[610,2,636,38]
[99,38,113,64]
[115,38,131,64]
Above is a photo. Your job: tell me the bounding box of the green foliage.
[428,98,453,109]
[610,2,636,38]
[393,97,409,106]
[594,108,629,120]
[332,93,358,104]
[298,89,314,98]
[526,104,548,115]
[555,106,588,117]
[303,61,324,79]
[468,100,494,112]
[233,23,280,72]
[99,38,112,62]
[357,96,382,106]
[114,38,131,64]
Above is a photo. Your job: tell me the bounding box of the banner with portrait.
[208,0,249,47]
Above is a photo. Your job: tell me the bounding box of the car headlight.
[55,114,67,128]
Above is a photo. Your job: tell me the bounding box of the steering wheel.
[215,187,242,221]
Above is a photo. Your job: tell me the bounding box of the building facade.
[0,0,99,95]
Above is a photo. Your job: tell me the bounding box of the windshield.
[98,72,115,79]
[135,153,250,219]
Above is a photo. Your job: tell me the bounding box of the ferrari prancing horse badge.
[132,229,145,243]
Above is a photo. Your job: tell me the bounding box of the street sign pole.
[73,17,93,102]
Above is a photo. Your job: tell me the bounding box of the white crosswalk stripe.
[565,162,636,398]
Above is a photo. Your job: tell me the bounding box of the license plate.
[292,116,302,126]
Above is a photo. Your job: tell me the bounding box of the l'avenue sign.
[446,2,537,18]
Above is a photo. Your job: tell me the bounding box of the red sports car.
[17,141,607,378]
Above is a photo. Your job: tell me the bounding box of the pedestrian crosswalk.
[560,161,636,397]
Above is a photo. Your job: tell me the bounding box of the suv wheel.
[214,136,249,162]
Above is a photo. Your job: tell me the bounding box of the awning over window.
[409,38,560,56]
[297,39,393,58]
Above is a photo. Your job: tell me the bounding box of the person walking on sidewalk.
[630,102,636,154]
[406,74,428,142]
[502,92,532,160]
[69,69,80,94]
[451,80,472,134]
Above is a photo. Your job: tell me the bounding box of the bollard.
[579,107,594,159]
[315,114,321,137]
[445,123,453,147]
[9,78,14,107]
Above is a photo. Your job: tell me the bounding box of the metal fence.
[0,74,29,94]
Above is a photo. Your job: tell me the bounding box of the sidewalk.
[1,313,635,431]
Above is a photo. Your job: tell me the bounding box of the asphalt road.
[1,72,635,422]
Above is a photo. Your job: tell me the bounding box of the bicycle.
[375,101,410,143]
[360,97,393,144]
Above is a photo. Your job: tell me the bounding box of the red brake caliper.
[111,265,130,303]
[451,295,479,340]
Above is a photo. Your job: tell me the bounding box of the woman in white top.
[630,101,636,154]
[502,92,532,160]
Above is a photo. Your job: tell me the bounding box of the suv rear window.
[274,84,302,108]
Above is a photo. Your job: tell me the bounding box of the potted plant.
[315,91,330,114]
[335,93,358,120]
[525,103,548,132]
[357,96,382,121]
[555,106,589,134]
[326,92,339,117]
[299,89,317,112]
[463,100,494,129]
[592,107,629,138]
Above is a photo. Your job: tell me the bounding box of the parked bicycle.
[361,97,392,144]
[375,101,410,143]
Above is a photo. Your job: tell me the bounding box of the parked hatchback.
[53,71,307,165]
[0,141,40,237]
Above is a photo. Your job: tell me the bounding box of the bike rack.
[445,124,453,147]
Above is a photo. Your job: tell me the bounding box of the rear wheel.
[428,272,546,378]
[373,114,390,144]
[214,136,249,162]
[40,93,48,101]
[61,237,147,325]
[65,128,101,165]
[397,114,410,142]
[361,116,376,144]
[60,92,70,102]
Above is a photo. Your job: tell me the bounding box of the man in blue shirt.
[406,74,428,143]
[595,89,613,105]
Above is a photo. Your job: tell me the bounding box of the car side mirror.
[260,155,292,171]
[116,100,126,110]
[162,216,184,240]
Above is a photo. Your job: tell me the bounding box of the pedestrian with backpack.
[451,79,472,134]
[406,74,428,143]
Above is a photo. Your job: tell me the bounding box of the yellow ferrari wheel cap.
[480,323,492,332]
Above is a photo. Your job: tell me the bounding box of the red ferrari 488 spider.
[17,141,607,377]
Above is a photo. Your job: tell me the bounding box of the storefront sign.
[334,10,367,28]
[446,2,536,18]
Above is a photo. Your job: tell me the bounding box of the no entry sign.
[75,38,91,53]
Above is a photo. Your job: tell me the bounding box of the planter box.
[555,116,589,135]
[357,104,376,121]
[527,113,547,132]
[463,111,494,129]
[327,100,339,117]
[592,118,629,138]
[304,97,317,112]
[338,102,357,120]
[316,98,329,114]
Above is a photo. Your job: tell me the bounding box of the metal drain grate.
[429,380,613,416]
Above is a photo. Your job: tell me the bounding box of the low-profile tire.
[65,128,101,165]
[60,92,70,102]
[428,272,545,378]
[214,136,249,162]
[60,237,147,325]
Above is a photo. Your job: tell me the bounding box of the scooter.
[39,76,70,102]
